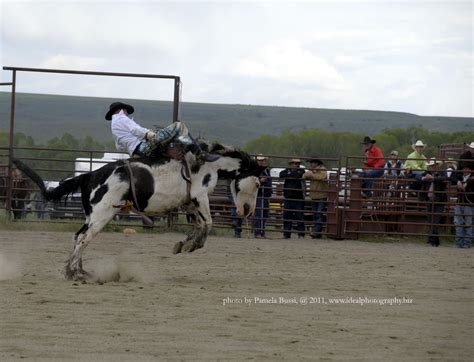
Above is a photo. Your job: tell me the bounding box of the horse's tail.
[12,159,87,202]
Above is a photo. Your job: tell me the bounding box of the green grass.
[0,210,457,244]
[0,210,236,237]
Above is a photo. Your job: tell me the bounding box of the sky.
[0,0,472,117]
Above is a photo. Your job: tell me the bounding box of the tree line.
[1,127,473,179]
[244,127,474,168]
[0,131,113,179]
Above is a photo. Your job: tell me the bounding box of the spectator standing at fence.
[303,158,328,239]
[253,154,272,238]
[458,142,474,170]
[416,158,447,247]
[34,191,47,219]
[450,150,474,248]
[227,181,243,238]
[280,159,306,239]
[360,136,385,197]
[405,140,428,177]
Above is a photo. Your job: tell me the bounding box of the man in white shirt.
[105,102,195,158]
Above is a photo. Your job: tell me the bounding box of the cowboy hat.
[412,140,427,148]
[361,136,376,144]
[444,158,458,169]
[426,158,441,167]
[105,102,134,121]
[256,154,268,161]
[467,142,474,149]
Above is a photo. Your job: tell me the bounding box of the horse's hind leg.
[64,223,90,280]
[65,208,117,280]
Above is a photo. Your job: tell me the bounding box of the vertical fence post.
[173,77,180,122]
[6,70,17,219]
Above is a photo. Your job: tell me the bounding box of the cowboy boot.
[154,122,218,162]
[172,123,218,162]
[153,121,185,144]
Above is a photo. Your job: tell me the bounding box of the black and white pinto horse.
[13,143,264,280]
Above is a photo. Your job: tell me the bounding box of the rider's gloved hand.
[145,131,156,141]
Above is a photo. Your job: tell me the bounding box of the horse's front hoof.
[173,241,184,254]
[182,240,196,253]
[64,265,91,281]
[64,265,76,280]
[79,269,92,279]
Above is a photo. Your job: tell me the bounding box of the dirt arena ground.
[0,230,472,361]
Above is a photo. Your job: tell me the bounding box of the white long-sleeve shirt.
[111,110,150,155]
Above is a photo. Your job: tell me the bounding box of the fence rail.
[1,146,472,244]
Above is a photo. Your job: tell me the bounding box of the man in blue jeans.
[360,136,385,197]
[451,163,474,248]
[415,159,448,247]
[253,155,272,238]
[454,170,474,249]
[228,182,243,238]
[280,159,306,239]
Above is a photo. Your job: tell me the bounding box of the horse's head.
[230,155,266,218]
[205,142,266,218]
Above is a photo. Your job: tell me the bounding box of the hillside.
[0,92,472,146]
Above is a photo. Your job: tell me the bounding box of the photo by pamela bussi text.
[222,296,414,307]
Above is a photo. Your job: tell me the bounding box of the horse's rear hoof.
[173,241,184,254]
[182,240,196,253]
[64,265,75,280]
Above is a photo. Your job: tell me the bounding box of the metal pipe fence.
[1,147,472,244]
[1,66,182,216]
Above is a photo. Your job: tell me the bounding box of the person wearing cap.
[253,154,272,238]
[383,150,405,197]
[303,158,328,238]
[405,140,428,177]
[279,158,306,239]
[105,101,200,158]
[415,158,448,247]
[384,150,405,177]
[450,143,474,248]
[360,136,385,197]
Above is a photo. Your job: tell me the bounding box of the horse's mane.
[199,141,255,170]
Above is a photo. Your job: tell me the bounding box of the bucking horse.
[13,142,264,280]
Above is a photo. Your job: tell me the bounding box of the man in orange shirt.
[361,136,385,197]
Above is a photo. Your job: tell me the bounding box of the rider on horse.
[105,102,210,160]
